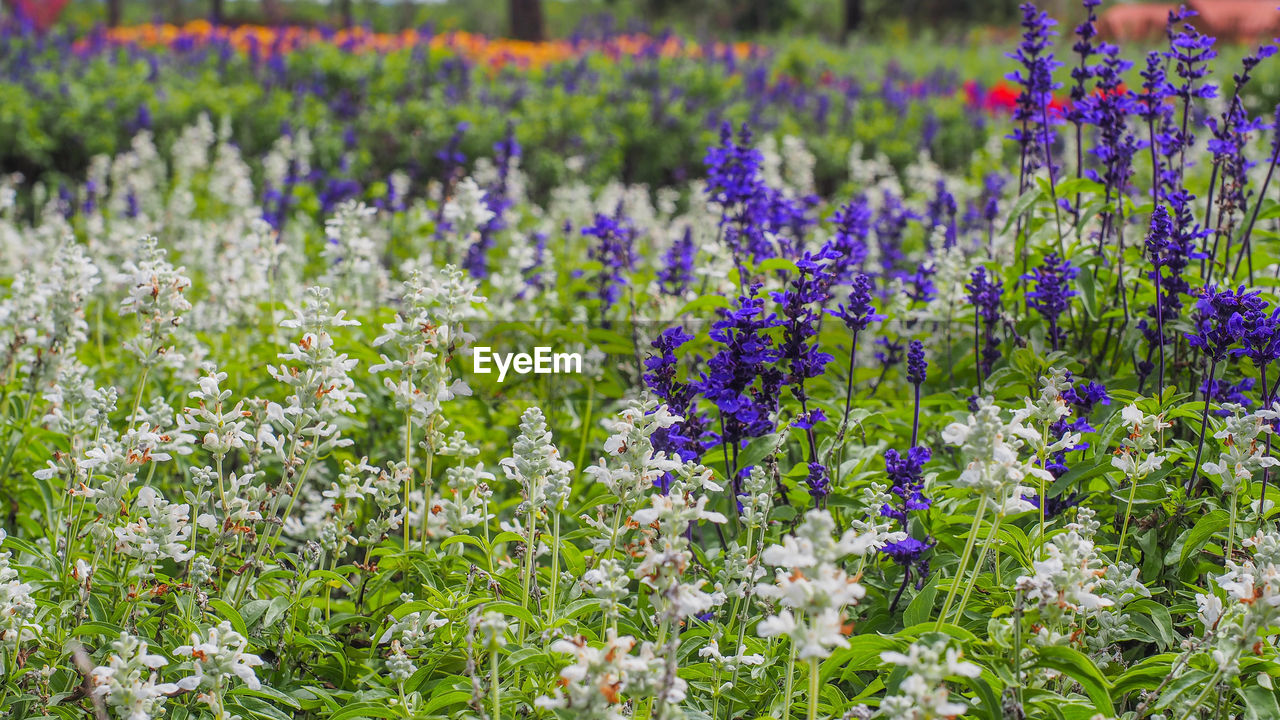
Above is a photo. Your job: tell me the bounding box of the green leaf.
[1035,646,1113,714]
[1240,685,1280,720]
[1256,200,1280,222]
[1178,509,1230,564]
[899,622,978,643]
[962,672,1003,720]
[1077,266,1098,320]
[491,531,527,546]
[225,698,292,720]
[440,534,489,553]
[1,535,47,560]
[1001,186,1043,235]
[263,595,291,628]
[420,690,472,716]
[329,702,406,720]
[230,685,303,711]
[1157,670,1212,709]
[206,599,249,638]
[70,621,126,639]
[736,433,780,472]
[756,257,800,274]
[483,601,535,628]
[903,576,939,628]
[240,599,271,628]
[1126,599,1176,649]
[822,634,900,681]
[1112,655,1177,698]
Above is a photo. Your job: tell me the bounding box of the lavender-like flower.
[704,121,774,271]
[1201,376,1257,416]
[827,198,872,281]
[874,192,918,275]
[1144,204,1174,391]
[774,250,836,391]
[433,121,469,237]
[1235,105,1280,282]
[644,327,707,489]
[1139,191,1207,394]
[828,273,884,439]
[1026,253,1077,351]
[1078,44,1137,249]
[774,250,837,506]
[1007,2,1064,234]
[966,267,1003,389]
[907,340,927,447]
[658,227,696,296]
[695,285,783,489]
[582,210,637,312]
[1186,284,1267,363]
[805,461,832,507]
[463,125,521,278]
[1137,50,1174,201]
[881,446,934,609]
[980,172,1006,256]
[1164,8,1217,186]
[925,180,957,249]
[1185,284,1270,492]
[829,273,884,334]
[1067,0,1102,204]
[906,341,927,386]
[704,121,763,210]
[1203,45,1276,282]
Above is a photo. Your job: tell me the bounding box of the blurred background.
[9,0,1046,41]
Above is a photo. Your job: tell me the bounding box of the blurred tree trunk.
[211,0,222,24]
[107,0,121,26]
[339,0,353,27]
[509,0,544,42]
[843,0,862,38]
[260,0,282,24]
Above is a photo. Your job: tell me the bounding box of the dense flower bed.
[7,2,1280,719]
[0,18,994,202]
[88,20,759,68]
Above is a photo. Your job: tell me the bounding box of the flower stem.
[518,510,538,641]
[1188,360,1219,495]
[420,419,438,553]
[807,657,819,720]
[956,512,1003,625]
[1116,472,1143,564]
[1226,490,1238,563]
[936,497,987,631]
[404,413,413,552]
[490,649,501,720]
[1176,669,1221,720]
[547,511,561,622]
[782,639,797,720]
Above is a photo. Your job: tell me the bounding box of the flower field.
[6,1,1280,719]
